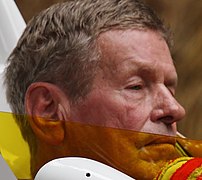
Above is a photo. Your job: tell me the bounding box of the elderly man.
[5,0,186,179]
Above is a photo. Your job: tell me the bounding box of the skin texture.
[70,29,185,136]
[26,29,186,179]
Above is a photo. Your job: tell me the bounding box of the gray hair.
[4,0,170,155]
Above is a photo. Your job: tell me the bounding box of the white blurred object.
[0,0,26,112]
[0,155,17,180]
[34,157,135,180]
[177,131,186,138]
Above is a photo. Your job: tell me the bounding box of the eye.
[127,85,142,90]
[167,87,175,97]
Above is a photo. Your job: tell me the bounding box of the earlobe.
[25,82,70,145]
[30,116,65,145]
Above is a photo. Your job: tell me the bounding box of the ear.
[25,82,70,145]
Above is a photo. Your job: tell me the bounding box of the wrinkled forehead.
[96,29,174,74]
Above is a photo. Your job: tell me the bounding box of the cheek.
[122,103,148,131]
[90,95,128,126]
[71,92,126,126]
[121,94,153,131]
[72,89,153,131]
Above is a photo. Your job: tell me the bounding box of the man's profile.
[4,0,186,179]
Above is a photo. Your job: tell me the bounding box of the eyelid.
[167,86,175,96]
[126,81,144,90]
[165,79,177,96]
[127,85,143,90]
[125,77,144,90]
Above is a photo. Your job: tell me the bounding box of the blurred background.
[14,0,202,140]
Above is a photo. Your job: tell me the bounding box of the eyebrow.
[121,58,178,87]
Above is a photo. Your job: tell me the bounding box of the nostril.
[158,116,174,124]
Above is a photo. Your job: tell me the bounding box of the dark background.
[15,0,202,140]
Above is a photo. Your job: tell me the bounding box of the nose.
[150,87,186,125]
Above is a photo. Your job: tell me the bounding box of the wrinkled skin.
[70,29,185,136]
[30,29,186,179]
[65,29,186,179]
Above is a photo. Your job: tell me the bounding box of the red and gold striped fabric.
[155,157,202,180]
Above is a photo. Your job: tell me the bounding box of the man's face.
[70,29,185,136]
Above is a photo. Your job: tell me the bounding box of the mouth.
[145,136,176,147]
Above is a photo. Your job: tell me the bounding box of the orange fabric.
[2,112,202,179]
[63,121,180,179]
